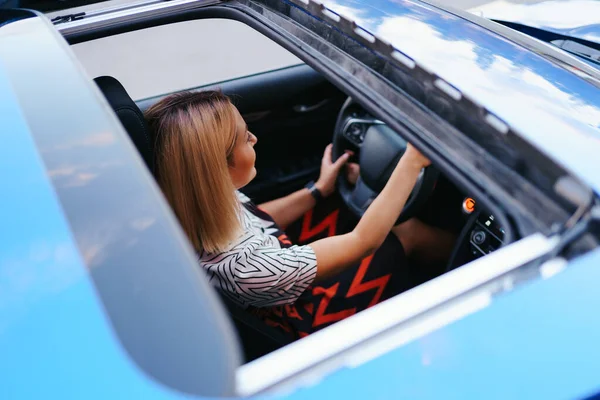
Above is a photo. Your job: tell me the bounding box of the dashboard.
[470,212,506,257]
[338,104,509,271]
[447,198,507,270]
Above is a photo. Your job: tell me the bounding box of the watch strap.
[305,181,324,202]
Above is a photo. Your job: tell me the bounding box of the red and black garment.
[240,193,412,339]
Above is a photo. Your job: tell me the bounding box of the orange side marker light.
[463,197,476,214]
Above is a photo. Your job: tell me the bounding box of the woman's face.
[229,107,258,188]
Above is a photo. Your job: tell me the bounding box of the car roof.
[2,3,600,398]
[317,0,600,193]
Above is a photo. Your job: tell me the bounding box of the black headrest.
[94,76,153,171]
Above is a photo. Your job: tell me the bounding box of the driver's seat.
[94,76,155,171]
[93,75,294,361]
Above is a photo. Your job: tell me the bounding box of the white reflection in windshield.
[470,0,600,30]
[375,15,600,157]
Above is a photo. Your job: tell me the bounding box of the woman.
[146,90,452,337]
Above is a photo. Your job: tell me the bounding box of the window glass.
[72,18,303,100]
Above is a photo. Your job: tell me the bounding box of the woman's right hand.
[404,143,431,169]
[345,144,429,186]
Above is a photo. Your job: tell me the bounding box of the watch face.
[311,186,323,202]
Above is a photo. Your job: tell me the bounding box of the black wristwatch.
[305,180,324,202]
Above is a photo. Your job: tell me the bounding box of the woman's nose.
[251,132,258,144]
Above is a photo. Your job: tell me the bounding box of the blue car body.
[0,63,186,400]
[2,0,600,399]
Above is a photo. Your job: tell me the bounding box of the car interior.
[78,18,512,363]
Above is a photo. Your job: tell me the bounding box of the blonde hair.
[145,90,242,253]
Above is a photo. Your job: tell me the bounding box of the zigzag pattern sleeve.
[200,232,318,308]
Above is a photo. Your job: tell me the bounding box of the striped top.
[199,192,318,308]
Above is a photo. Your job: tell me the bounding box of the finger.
[332,151,351,170]
[323,144,333,164]
[347,162,360,173]
[345,163,359,182]
[346,163,360,176]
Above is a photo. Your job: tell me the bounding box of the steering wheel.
[332,97,439,225]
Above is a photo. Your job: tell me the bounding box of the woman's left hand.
[315,144,352,197]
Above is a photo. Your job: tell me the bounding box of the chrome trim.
[342,117,385,131]
[56,0,223,36]
[78,0,162,18]
[292,98,330,113]
[236,233,559,396]
[434,78,462,101]
[341,117,384,145]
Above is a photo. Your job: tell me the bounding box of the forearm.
[310,155,423,282]
[258,188,316,229]
[310,232,365,281]
[353,156,422,251]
